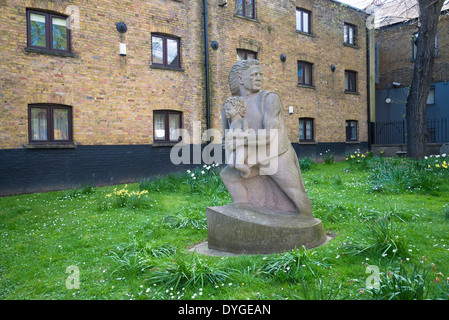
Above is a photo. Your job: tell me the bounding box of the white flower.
[187,170,191,173]
[191,173,195,177]
[201,171,205,174]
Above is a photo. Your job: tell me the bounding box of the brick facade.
[1,0,369,149]
[0,0,371,195]
[375,12,449,90]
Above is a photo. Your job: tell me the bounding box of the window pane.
[154,113,165,140]
[298,63,304,84]
[247,52,256,60]
[30,13,46,47]
[349,26,354,44]
[152,36,164,64]
[52,17,68,50]
[167,38,179,66]
[306,120,312,140]
[344,25,348,43]
[304,64,311,85]
[53,108,69,140]
[236,0,243,15]
[296,10,302,31]
[427,89,435,104]
[303,12,309,33]
[168,113,180,141]
[245,0,253,18]
[299,121,304,140]
[345,72,349,90]
[31,108,47,141]
[350,73,356,91]
[237,50,245,61]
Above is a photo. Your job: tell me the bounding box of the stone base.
[206,202,329,255]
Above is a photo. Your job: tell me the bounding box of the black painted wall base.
[0,142,368,196]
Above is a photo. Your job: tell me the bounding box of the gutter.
[203,0,211,137]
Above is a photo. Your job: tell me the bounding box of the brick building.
[0,0,372,195]
[372,0,449,147]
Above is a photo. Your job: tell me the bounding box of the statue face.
[240,65,263,93]
[224,102,237,119]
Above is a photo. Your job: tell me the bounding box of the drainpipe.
[203,0,211,140]
[366,24,371,151]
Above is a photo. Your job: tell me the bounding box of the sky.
[336,0,375,10]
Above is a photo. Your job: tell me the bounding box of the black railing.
[372,118,448,144]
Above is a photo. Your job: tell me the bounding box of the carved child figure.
[224,96,254,178]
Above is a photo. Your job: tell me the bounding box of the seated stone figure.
[220,59,313,217]
[205,59,327,255]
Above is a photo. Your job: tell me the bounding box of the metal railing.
[372,118,448,144]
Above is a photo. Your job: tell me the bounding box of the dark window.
[28,104,73,143]
[346,120,358,141]
[299,118,314,142]
[344,23,356,45]
[296,8,311,34]
[298,61,313,86]
[26,9,71,53]
[153,110,182,142]
[237,49,257,61]
[236,0,255,19]
[427,87,435,105]
[151,34,181,68]
[345,70,357,92]
[412,32,418,60]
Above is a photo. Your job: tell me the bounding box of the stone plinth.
[206,202,329,255]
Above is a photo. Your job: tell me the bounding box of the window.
[28,104,73,143]
[427,87,435,105]
[236,0,255,19]
[345,70,357,93]
[151,34,181,68]
[298,61,313,86]
[296,8,311,34]
[237,49,257,61]
[153,110,182,142]
[346,120,358,141]
[413,32,438,60]
[344,23,356,46]
[412,32,418,60]
[26,9,71,53]
[299,118,314,142]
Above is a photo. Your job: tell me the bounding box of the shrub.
[146,253,234,290]
[298,157,314,171]
[99,185,154,210]
[365,261,432,300]
[260,247,329,282]
[345,150,372,171]
[343,211,409,258]
[368,157,443,194]
[163,207,207,230]
[320,150,334,164]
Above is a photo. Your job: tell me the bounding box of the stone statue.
[221,59,313,217]
[203,59,328,255]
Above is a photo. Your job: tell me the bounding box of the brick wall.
[376,13,449,90]
[1,0,369,149]
[0,0,370,195]
[0,0,206,149]
[208,0,369,144]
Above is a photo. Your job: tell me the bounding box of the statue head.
[228,59,262,96]
[224,96,247,120]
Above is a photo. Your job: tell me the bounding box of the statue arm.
[246,93,282,146]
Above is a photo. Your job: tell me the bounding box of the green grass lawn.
[1,155,449,300]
